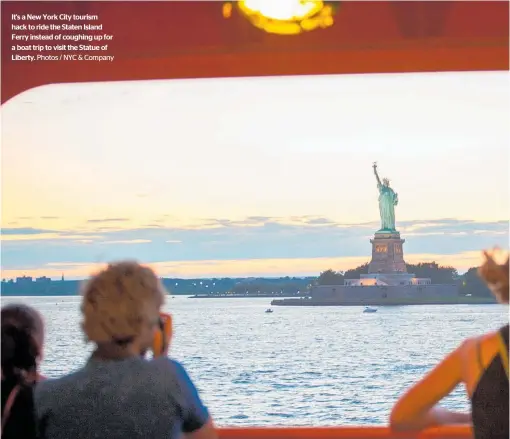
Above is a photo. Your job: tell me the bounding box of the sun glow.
[224,1,335,35]
[241,0,323,21]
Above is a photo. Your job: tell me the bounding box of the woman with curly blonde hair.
[35,261,217,439]
[390,249,509,439]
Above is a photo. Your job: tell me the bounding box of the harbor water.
[1,296,507,426]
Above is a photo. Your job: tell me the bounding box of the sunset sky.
[1,71,508,279]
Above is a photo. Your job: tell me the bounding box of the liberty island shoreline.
[0,271,498,304]
[270,297,497,306]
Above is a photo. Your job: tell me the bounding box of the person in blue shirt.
[35,261,217,439]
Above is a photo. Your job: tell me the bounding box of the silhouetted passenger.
[1,304,45,439]
[390,250,509,439]
[35,261,217,439]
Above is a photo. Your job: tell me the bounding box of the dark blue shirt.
[35,357,209,439]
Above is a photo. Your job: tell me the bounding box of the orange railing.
[218,426,472,439]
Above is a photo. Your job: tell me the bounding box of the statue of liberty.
[372,162,398,232]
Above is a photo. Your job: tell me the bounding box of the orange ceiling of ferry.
[1,1,508,103]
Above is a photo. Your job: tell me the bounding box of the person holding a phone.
[35,261,217,439]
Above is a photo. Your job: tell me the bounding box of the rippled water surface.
[1,296,507,426]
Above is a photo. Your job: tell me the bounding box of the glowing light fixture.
[223,1,337,35]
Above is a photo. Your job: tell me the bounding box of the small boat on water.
[265,308,273,313]
[363,306,377,313]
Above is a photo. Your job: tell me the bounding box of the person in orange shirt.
[390,250,509,439]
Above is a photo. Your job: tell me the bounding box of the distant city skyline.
[1,71,508,279]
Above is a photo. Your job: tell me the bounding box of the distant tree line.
[0,263,496,298]
[316,262,495,298]
[0,276,314,296]
[229,277,314,295]
[163,277,315,295]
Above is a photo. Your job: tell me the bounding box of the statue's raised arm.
[373,162,382,187]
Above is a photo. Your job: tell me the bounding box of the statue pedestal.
[368,232,407,274]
